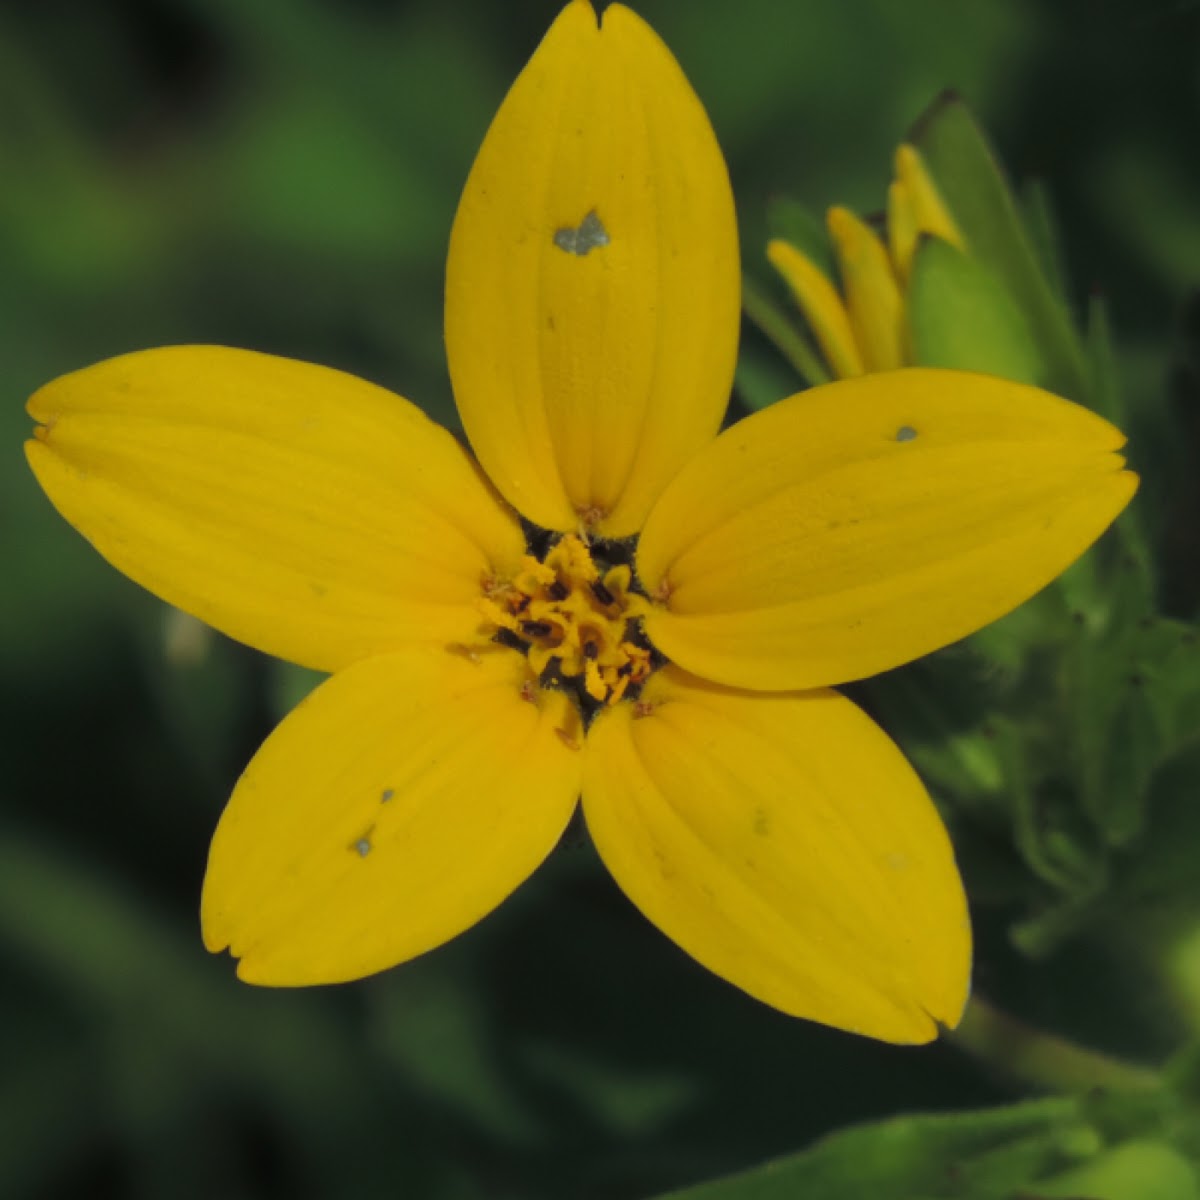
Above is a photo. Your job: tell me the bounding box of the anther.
[477,531,654,708]
[591,579,616,606]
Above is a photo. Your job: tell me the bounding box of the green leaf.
[653,1098,1101,1200]
[1094,684,1163,846]
[1068,616,1200,847]
[906,235,1043,383]
[1055,520,1155,637]
[910,94,1090,402]
[1034,1140,1199,1200]
[1120,737,1200,904]
[996,718,1105,898]
[864,648,1010,803]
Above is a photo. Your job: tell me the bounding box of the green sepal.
[910,94,1090,401]
[906,235,1044,384]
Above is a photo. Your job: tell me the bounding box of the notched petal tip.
[23,346,526,674]
[231,951,310,989]
[202,931,230,958]
[639,370,1140,692]
[201,650,581,988]
[446,0,739,535]
[581,0,604,27]
[26,379,58,425]
[583,672,972,1043]
[26,377,68,451]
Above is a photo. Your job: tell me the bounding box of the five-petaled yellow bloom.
[25,1,1136,1043]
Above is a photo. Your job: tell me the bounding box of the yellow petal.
[202,647,582,985]
[827,206,906,371]
[638,369,1137,691]
[26,347,525,673]
[886,179,920,283]
[583,667,970,1042]
[894,144,965,252]
[445,0,739,537]
[766,239,865,378]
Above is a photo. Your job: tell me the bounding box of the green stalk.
[951,996,1162,1094]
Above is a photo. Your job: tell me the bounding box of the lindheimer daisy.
[25,1,1136,1044]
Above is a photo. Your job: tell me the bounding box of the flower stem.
[950,996,1163,1093]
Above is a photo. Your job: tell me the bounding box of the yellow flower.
[768,144,963,376]
[24,1,1136,1044]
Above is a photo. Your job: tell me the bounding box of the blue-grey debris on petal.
[554,210,610,256]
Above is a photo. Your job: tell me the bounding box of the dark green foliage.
[4,0,1200,1196]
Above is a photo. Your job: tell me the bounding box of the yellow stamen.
[477,534,653,704]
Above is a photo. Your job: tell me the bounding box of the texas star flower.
[24,1,1136,1043]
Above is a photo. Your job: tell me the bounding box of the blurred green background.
[3,1,1199,1197]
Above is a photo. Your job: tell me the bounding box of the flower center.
[479,533,653,705]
